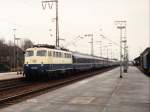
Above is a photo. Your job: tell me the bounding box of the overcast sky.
[0,0,149,60]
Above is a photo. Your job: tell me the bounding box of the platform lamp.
[15,37,21,73]
[13,28,16,71]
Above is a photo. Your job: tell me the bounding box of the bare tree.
[21,39,33,50]
[0,38,10,72]
[0,38,33,72]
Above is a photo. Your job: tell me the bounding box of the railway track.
[0,66,117,109]
[0,78,25,90]
[0,78,23,84]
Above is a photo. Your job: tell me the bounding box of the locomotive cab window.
[56,52,59,57]
[25,51,34,57]
[37,50,47,56]
[48,51,52,56]
[53,52,56,57]
[58,52,61,57]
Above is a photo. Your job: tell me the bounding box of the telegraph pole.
[96,41,102,57]
[108,43,112,59]
[149,0,150,47]
[106,46,108,60]
[123,22,127,73]
[91,36,94,56]
[102,45,111,64]
[55,0,59,47]
[42,0,59,47]
[85,34,94,56]
[126,46,129,69]
[115,20,127,78]
[119,25,123,78]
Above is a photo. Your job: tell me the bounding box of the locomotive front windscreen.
[25,50,34,57]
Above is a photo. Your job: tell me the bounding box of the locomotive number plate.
[31,67,38,69]
[32,59,37,63]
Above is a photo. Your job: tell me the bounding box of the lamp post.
[115,20,127,78]
[15,37,21,73]
[119,26,123,78]
[13,29,16,71]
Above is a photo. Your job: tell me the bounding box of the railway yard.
[0,66,149,112]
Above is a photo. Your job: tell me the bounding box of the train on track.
[134,47,150,75]
[23,44,119,79]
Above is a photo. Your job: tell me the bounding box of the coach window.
[61,52,62,57]
[53,52,56,57]
[68,54,70,58]
[63,53,65,58]
[25,50,34,57]
[58,52,61,57]
[37,50,47,56]
[48,51,52,56]
[55,52,58,57]
[61,53,63,57]
[57,52,59,57]
[54,52,57,57]
[67,53,69,58]
[67,54,69,58]
[64,53,66,58]
[58,52,60,57]
[53,52,54,57]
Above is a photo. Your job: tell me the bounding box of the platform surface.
[0,72,23,81]
[1,67,150,112]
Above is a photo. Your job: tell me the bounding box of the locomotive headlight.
[26,62,29,66]
[41,62,44,66]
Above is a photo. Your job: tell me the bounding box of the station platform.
[1,66,150,112]
[0,72,23,81]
